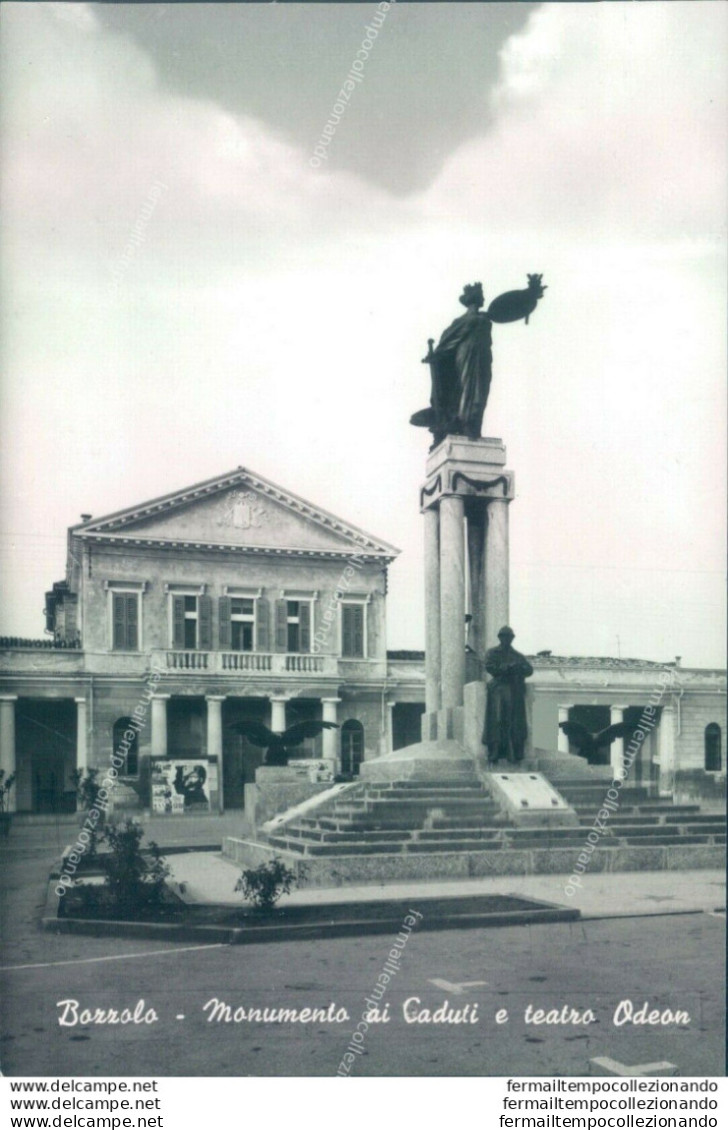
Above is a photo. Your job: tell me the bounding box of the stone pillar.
[75,698,89,775]
[321,697,341,769]
[610,704,627,780]
[484,497,509,650]
[466,504,487,664]
[658,700,676,795]
[150,694,170,759]
[269,695,288,733]
[439,494,466,710]
[0,695,17,813]
[423,507,441,714]
[557,704,573,753]
[206,695,225,813]
[385,699,396,754]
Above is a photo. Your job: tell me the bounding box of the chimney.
[80,514,92,523]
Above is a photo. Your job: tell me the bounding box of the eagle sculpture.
[229,719,339,766]
[559,721,631,766]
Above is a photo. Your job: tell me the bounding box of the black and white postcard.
[0,0,725,1092]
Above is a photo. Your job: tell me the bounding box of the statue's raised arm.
[410,274,547,447]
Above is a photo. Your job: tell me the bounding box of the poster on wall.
[151,759,211,815]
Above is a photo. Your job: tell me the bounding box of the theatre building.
[0,466,724,815]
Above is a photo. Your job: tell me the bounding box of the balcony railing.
[165,651,210,671]
[155,650,338,677]
[221,652,272,673]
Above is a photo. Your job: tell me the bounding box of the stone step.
[508,827,614,842]
[405,839,503,853]
[578,814,660,826]
[416,828,505,841]
[374,778,482,790]
[302,829,414,844]
[364,787,489,801]
[558,781,649,794]
[604,825,696,838]
[314,815,427,831]
[663,812,726,825]
[340,810,503,830]
[267,827,722,857]
[623,835,713,847]
[573,803,701,818]
[335,794,494,809]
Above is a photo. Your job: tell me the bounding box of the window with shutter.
[112,594,126,651]
[275,599,288,652]
[172,596,186,649]
[112,593,139,651]
[342,603,365,658]
[218,596,231,649]
[299,601,311,653]
[256,596,270,652]
[125,594,139,651]
[198,595,213,650]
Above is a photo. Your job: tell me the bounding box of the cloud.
[0,2,725,664]
[426,1,727,241]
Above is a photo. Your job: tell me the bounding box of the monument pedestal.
[359,740,474,783]
[421,435,514,744]
[366,436,515,779]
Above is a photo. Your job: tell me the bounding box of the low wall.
[246,768,336,833]
[221,837,726,890]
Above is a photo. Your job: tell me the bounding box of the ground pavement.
[0,820,724,1078]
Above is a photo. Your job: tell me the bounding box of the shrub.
[71,768,104,857]
[0,770,16,813]
[99,819,171,918]
[235,857,299,911]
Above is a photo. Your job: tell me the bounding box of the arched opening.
[341,720,364,777]
[113,717,139,776]
[704,723,722,772]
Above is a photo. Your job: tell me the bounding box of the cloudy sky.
[1,1,726,667]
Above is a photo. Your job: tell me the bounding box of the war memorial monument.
[223,275,725,886]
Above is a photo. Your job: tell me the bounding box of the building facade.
[0,467,724,814]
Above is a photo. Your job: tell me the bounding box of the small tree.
[71,768,104,857]
[101,819,171,918]
[235,857,299,911]
[0,771,16,813]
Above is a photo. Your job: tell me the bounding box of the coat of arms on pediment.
[217,490,267,531]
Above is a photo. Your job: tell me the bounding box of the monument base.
[359,739,474,783]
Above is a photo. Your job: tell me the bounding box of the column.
[385,699,396,754]
[269,695,288,733]
[321,697,341,770]
[484,497,510,650]
[610,704,628,780]
[439,494,466,709]
[75,698,89,775]
[557,704,573,754]
[206,695,225,814]
[150,694,170,758]
[657,700,676,795]
[0,696,17,813]
[466,504,487,665]
[423,507,441,713]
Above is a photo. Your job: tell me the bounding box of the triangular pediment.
[73,468,399,560]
